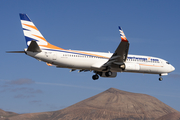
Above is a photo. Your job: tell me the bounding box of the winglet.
[118,26,128,42]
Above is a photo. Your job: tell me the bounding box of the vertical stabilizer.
[19,13,64,50]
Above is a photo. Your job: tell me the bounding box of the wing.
[103,26,129,67]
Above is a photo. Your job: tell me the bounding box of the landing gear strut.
[159,74,163,81]
[92,74,99,80]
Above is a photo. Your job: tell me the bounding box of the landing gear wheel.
[159,74,163,81]
[105,71,112,77]
[159,77,163,81]
[92,75,99,80]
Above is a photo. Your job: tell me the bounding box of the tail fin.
[19,13,64,50]
[118,26,128,42]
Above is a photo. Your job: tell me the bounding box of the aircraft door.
[52,53,57,60]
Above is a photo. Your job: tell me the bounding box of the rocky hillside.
[0,109,18,119]
[2,88,180,120]
[155,112,180,120]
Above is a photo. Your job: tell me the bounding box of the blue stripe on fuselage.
[127,57,159,62]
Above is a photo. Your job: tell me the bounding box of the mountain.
[49,88,179,120]
[2,88,180,120]
[0,109,18,119]
[156,112,180,120]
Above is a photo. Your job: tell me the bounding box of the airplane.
[7,13,175,81]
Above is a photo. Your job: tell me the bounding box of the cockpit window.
[166,62,170,64]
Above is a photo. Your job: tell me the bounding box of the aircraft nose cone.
[171,65,175,72]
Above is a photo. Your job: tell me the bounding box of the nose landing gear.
[159,77,163,81]
[159,74,163,81]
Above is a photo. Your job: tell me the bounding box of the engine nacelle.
[120,63,140,71]
[99,72,117,78]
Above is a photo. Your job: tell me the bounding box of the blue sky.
[0,0,180,113]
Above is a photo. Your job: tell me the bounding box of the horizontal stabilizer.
[6,51,25,53]
[27,40,42,52]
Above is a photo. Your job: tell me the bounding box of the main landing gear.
[105,71,112,77]
[92,71,112,80]
[92,74,99,80]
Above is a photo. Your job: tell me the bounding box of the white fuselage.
[25,48,175,75]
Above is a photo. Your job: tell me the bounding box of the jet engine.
[120,63,140,71]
